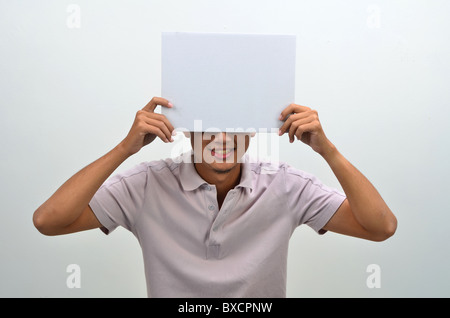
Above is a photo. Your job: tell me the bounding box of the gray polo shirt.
[89,153,346,297]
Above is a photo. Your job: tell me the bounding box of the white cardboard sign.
[161,32,296,132]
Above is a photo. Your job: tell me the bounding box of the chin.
[204,150,240,174]
[210,162,238,174]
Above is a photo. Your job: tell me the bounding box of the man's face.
[189,132,252,174]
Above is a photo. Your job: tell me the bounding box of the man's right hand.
[119,97,175,156]
[33,96,176,235]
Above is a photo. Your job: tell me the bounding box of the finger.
[279,103,311,121]
[146,125,170,143]
[135,116,169,143]
[142,96,173,112]
[145,117,174,142]
[137,111,175,141]
[278,111,312,136]
[147,112,175,135]
[288,116,315,142]
[294,122,317,142]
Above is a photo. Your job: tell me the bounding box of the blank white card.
[161,32,296,132]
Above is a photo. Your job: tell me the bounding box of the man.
[33,97,397,297]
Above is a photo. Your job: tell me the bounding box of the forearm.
[34,143,130,230]
[278,103,396,240]
[321,144,397,236]
[33,97,175,235]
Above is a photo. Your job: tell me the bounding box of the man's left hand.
[278,103,335,157]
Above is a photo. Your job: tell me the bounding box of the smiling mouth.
[210,147,235,160]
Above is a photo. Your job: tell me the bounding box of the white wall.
[1,0,449,297]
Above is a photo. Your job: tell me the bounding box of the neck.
[194,162,241,208]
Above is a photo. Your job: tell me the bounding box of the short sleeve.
[285,166,346,234]
[89,163,149,235]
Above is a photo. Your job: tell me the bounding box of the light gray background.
[1,0,449,297]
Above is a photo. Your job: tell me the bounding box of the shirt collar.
[235,155,254,191]
[178,152,208,191]
[178,152,254,192]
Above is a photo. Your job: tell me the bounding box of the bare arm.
[321,146,397,241]
[279,104,397,241]
[33,97,174,235]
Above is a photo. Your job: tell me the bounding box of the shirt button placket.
[207,204,220,258]
[204,184,216,213]
[203,184,221,258]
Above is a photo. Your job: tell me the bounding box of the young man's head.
[188,132,253,177]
